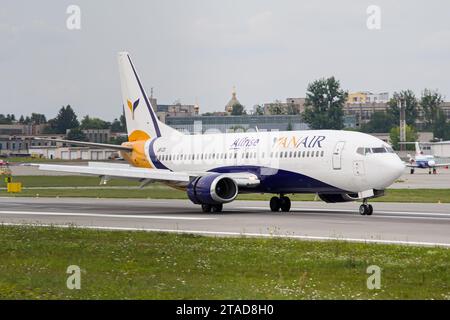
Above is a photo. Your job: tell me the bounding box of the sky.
[1,0,450,121]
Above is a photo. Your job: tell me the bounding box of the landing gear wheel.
[280,196,291,212]
[410,168,415,174]
[433,168,437,174]
[367,204,373,216]
[201,204,212,213]
[211,204,223,213]
[359,204,370,215]
[270,196,280,212]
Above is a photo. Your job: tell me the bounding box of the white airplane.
[405,142,450,174]
[35,52,404,216]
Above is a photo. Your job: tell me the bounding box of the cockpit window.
[357,146,395,155]
[356,147,365,155]
[371,147,387,153]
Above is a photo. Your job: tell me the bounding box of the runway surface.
[1,197,450,247]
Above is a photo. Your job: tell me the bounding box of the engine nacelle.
[428,160,436,167]
[187,173,238,205]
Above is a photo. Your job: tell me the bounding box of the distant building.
[347,91,389,104]
[225,87,241,114]
[29,146,118,160]
[81,129,111,143]
[263,98,305,115]
[165,115,309,134]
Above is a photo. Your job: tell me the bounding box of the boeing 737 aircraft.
[35,52,404,215]
[405,142,450,174]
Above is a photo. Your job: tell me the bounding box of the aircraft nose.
[388,156,405,180]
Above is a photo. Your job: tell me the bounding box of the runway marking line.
[0,210,214,221]
[1,222,449,248]
[243,207,450,218]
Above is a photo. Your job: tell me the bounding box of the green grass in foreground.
[0,225,448,299]
[1,176,450,202]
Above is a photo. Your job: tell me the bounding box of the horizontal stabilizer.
[33,137,132,152]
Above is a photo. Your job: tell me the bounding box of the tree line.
[1,105,127,144]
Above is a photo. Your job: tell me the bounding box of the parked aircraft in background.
[404,142,450,174]
[34,52,404,215]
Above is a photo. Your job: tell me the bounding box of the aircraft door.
[332,141,345,170]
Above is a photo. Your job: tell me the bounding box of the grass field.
[0,225,448,299]
[1,176,450,202]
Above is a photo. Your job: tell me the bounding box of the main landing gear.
[201,203,223,213]
[429,168,437,174]
[359,199,373,216]
[270,195,291,212]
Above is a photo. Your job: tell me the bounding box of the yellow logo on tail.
[127,98,140,120]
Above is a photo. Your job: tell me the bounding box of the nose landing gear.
[359,199,373,215]
[270,195,291,212]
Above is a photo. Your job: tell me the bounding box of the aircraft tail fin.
[117,52,181,141]
[415,142,422,155]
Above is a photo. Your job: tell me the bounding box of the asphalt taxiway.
[1,198,449,247]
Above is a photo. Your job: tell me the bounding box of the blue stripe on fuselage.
[416,161,430,168]
[148,138,170,170]
[209,165,346,194]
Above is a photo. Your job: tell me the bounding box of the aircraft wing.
[404,162,450,168]
[36,162,260,187]
[433,163,450,168]
[404,163,418,168]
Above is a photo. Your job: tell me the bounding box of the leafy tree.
[387,90,418,127]
[389,125,418,150]
[80,115,110,130]
[110,135,128,145]
[120,112,126,131]
[231,103,246,116]
[361,111,395,133]
[111,118,125,132]
[30,113,47,124]
[19,115,25,124]
[268,100,287,115]
[433,109,450,141]
[303,77,347,129]
[66,127,88,141]
[44,105,79,134]
[420,89,444,129]
[286,102,300,115]
[253,105,264,115]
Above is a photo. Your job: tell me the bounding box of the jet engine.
[187,173,238,205]
[427,160,436,167]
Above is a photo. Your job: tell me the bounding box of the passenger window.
[321,151,324,157]
[316,151,320,157]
